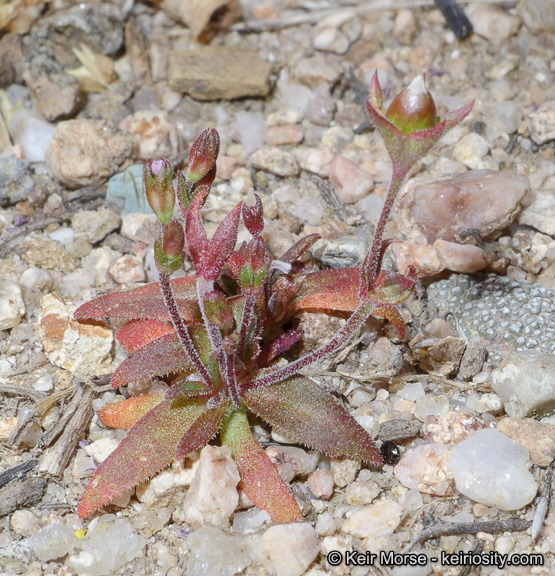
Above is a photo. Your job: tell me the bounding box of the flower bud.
[385,76,438,136]
[204,290,235,331]
[154,219,185,274]
[185,128,220,183]
[144,159,175,224]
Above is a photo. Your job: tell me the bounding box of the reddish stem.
[158,272,214,390]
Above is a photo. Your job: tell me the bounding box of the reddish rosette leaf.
[257,329,302,367]
[221,409,302,523]
[244,375,382,465]
[175,397,229,460]
[372,304,407,340]
[242,194,264,236]
[99,393,164,430]
[116,320,174,353]
[78,396,209,518]
[369,269,417,305]
[279,233,321,264]
[292,269,360,313]
[74,277,200,322]
[111,333,193,388]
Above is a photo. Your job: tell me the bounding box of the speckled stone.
[428,274,555,361]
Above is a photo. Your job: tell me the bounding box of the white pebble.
[67,515,145,575]
[0,278,25,330]
[453,133,489,169]
[342,500,405,539]
[28,524,77,561]
[11,510,40,537]
[449,428,538,510]
[258,523,319,576]
[308,468,335,499]
[181,445,240,528]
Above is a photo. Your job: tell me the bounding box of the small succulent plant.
[75,74,472,522]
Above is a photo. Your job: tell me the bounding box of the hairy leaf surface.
[99,393,164,430]
[292,269,360,312]
[74,277,200,322]
[221,409,302,523]
[244,375,382,464]
[78,396,209,518]
[116,319,174,353]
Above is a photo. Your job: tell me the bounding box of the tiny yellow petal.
[75,529,87,540]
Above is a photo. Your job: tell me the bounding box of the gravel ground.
[1,0,555,575]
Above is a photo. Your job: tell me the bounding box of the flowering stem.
[158,272,215,390]
[360,170,407,297]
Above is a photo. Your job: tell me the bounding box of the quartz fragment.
[492,352,555,418]
[181,445,240,528]
[46,119,133,188]
[72,208,121,244]
[28,524,77,561]
[119,111,179,159]
[397,170,530,243]
[449,428,537,510]
[67,515,145,575]
[308,468,335,499]
[341,500,405,539]
[394,443,455,495]
[258,523,319,576]
[0,278,25,330]
[467,4,520,45]
[38,293,112,376]
[136,463,197,508]
[186,526,252,576]
[528,100,555,145]
[250,147,299,177]
[518,189,555,235]
[329,155,374,204]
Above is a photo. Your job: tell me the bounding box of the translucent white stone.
[258,523,319,576]
[186,526,253,576]
[236,111,266,155]
[449,428,538,510]
[67,515,145,575]
[28,524,77,561]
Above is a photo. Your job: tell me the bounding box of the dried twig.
[404,517,532,552]
[38,386,94,476]
[0,380,47,403]
[532,462,555,541]
[0,459,38,490]
[0,477,47,517]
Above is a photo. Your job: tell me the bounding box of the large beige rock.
[38,293,112,376]
[169,46,272,100]
[46,120,133,188]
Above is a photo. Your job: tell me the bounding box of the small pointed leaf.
[175,397,229,460]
